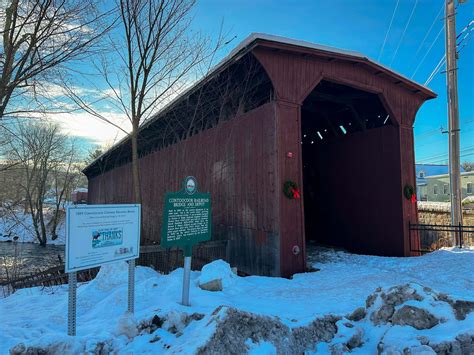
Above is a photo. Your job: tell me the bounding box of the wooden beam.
[321,111,340,137]
[310,91,368,105]
[347,104,366,131]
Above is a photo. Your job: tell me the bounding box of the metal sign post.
[68,272,77,336]
[65,204,141,335]
[181,245,193,306]
[182,246,192,306]
[161,177,212,307]
[128,259,135,313]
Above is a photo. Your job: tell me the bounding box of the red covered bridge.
[84,34,436,277]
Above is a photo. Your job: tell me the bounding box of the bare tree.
[0,0,115,120]
[1,120,82,245]
[66,0,225,204]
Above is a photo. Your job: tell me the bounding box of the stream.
[0,242,65,283]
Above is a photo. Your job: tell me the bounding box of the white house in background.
[415,164,466,201]
[424,171,474,202]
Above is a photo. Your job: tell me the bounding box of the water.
[0,242,65,282]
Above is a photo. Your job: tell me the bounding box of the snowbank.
[1,248,473,354]
[0,208,65,245]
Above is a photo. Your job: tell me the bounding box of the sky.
[35,0,474,164]
[192,0,474,165]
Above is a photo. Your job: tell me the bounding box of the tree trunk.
[38,201,47,247]
[131,122,142,204]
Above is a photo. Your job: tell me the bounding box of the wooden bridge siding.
[252,46,427,270]
[88,102,281,276]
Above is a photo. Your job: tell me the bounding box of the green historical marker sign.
[161,176,211,256]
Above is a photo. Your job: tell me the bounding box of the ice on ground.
[1,248,473,354]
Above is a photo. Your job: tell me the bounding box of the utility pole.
[445,0,463,243]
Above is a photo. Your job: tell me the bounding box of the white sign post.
[66,204,141,336]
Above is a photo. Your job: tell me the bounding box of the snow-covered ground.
[1,248,473,354]
[0,208,65,245]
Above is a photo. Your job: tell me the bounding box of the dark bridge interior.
[301,80,402,254]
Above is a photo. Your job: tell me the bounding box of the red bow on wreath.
[411,193,417,203]
[291,188,300,199]
[283,180,301,200]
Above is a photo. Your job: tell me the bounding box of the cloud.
[44,110,131,148]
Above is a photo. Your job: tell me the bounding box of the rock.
[370,304,395,325]
[197,306,339,354]
[451,300,474,320]
[149,335,161,343]
[391,305,439,330]
[346,328,364,350]
[366,294,377,308]
[382,285,423,307]
[429,334,474,355]
[9,343,26,355]
[347,307,366,322]
[191,313,205,321]
[199,278,223,292]
[417,336,430,346]
[198,260,235,291]
[9,346,47,355]
[168,325,178,334]
[164,311,188,333]
[152,315,164,328]
[92,341,113,355]
[329,343,347,355]
[378,345,403,355]
[455,333,474,354]
[405,345,436,354]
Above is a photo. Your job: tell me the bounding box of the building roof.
[426,171,474,179]
[416,164,466,177]
[229,33,436,96]
[416,164,450,177]
[84,33,437,175]
[415,164,467,186]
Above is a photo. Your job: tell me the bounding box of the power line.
[417,152,474,165]
[424,20,474,85]
[414,117,474,142]
[417,146,474,164]
[378,0,400,61]
[389,0,419,66]
[411,25,444,78]
[413,3,444,58]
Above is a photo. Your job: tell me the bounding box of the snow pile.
[462,195,474,207]
[114,313,138,339]
[1,248,474,354]
[417,201,451,212]
[197,259,236,291]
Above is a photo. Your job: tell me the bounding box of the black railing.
[409,222,474,253]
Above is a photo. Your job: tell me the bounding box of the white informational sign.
[65,204,141,273]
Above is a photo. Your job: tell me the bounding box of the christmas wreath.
[404,184,417,203]
[283,180,301,199]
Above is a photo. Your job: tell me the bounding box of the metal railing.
[409,222,474,253]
